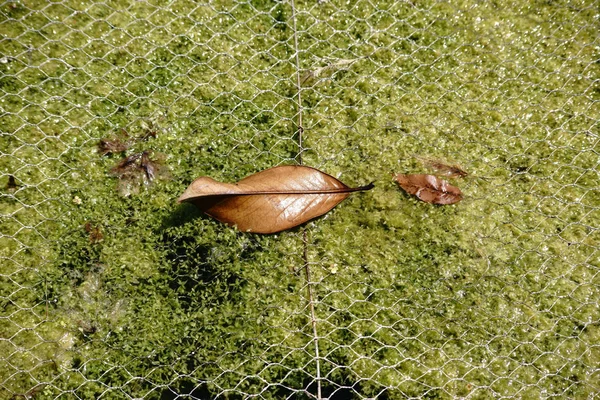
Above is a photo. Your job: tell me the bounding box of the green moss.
[1,0,599,398]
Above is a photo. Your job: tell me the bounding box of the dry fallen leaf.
[178,165,374,234]
[394,173,463,205]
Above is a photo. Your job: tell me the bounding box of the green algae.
[1,0,599,398]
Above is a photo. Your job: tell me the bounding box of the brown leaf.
[394,174,463,205]
[178,165,373,234]
[416,156,468,178]
[98,130,130,155]
[84,221,103,244]
[98,138,129,155]
[6,175,19,192]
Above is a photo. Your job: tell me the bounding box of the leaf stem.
[182,184,374,198]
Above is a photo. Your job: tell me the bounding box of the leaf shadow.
[156,203,265,310]
[158,202,205,231]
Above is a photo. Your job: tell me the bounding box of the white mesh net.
[1,0,599,399]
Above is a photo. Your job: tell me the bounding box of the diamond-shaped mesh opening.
[1,0,599,399]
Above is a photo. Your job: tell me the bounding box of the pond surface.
[1,0,598,398]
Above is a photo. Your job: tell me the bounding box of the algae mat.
[1,0,599,398]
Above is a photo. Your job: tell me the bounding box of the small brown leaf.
[84,221,103,244]
[178,165,373,234]
[6,175,19,192]
[98,138,129,155]
[394,174,463,205]
[416,156,468,178]
[98,130,130,155]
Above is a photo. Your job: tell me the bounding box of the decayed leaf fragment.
[415,156,468,178]
[98,129,130,155]
[300,58,361,86]
[110,151,170,196]
[84,221,103,244]
[394,174,463,205]
[178,165,373,234]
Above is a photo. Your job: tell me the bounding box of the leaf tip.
[177,184,196,204]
